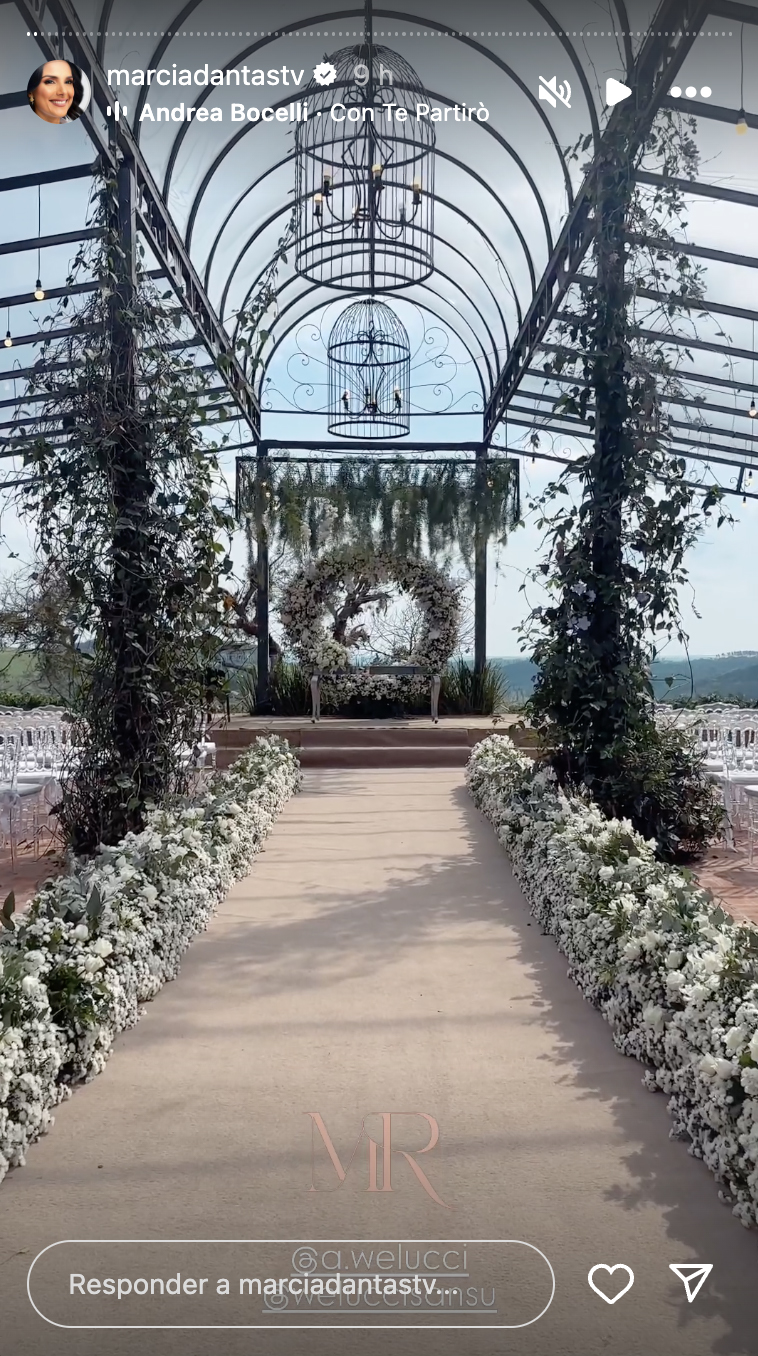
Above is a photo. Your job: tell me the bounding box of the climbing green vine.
[237,455,520,566]
[11,172,234,853]
[522,110,727,856]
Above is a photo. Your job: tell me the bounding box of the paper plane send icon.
[606,77,632,106]
[669,1263,713,1303]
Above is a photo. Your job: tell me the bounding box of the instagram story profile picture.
[26,59,91,124]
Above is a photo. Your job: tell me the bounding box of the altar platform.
[213,714,534,769]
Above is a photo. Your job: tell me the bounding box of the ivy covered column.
[474,444,488,675]
[96,156,165,837]
[254,449,271,712]
[527,126,650,790]
[581,136,641,757]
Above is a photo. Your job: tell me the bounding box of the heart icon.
[588,1264,635,1304]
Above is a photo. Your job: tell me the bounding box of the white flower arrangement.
[279,545,462,698]
[0,736,300,1183]
[467,734,758,1228]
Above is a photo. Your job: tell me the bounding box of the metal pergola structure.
[2,0,758,701]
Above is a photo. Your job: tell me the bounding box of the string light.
[33,184,45,300]
[3,306,11,348]
[737,24,748,133]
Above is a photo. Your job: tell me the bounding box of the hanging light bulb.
[34,186,45,301]
[743,494,748,505]
[341,390,350,411]
[749,468,754,482]
[3,330,12,348]
[411,175,422,206]
[737,108,748,134]
[750,396,756,417]
[394,387,402,409]
[313,192,323,222]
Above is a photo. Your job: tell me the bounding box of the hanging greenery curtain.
[236,455,520,567]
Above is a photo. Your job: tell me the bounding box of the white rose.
[73,924,89,940]
[749,1030,758,1063]
[91,938,113,958]
[724,1026,745,1054]
[642,1003,665,1031]
[665,951,683,970]
[22,950,46,974]
[598,865,614,881]
[666,971,686,991]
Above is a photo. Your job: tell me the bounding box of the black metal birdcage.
[327,298,411,437]
[295,40,435,291]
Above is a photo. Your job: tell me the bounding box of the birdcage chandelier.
[295,35,435,291]
[327,298,410,437]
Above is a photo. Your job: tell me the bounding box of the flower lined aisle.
[467,735,758,1228]
[0,736,300,1183]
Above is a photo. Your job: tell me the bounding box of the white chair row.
[0,733,60,866]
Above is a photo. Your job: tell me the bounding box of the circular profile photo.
[27,59,90,123]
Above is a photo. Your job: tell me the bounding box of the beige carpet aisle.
[0,769,756,1356]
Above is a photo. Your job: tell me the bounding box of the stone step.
[298,745,471,769]
[302,725,469,748]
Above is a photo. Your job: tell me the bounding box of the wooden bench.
[310,665,441,723]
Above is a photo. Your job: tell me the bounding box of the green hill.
[490,654,758,704]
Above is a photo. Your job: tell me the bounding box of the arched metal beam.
[202,143,527,314]
[240,261,500,395]
[132,0,207,130]
[228,214,512,362]
[611,0,635,76]
[178,82,552,278]
[256,287,488,412]
[157,6,574,210]
[218,190,517,360]
[96,0,116,64]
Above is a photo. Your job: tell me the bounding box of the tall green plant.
[14,174,234,852]
[524,111,727,811]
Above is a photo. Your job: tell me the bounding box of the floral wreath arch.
[279,546,462,697]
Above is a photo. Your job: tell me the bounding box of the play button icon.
[606,77,632,106]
